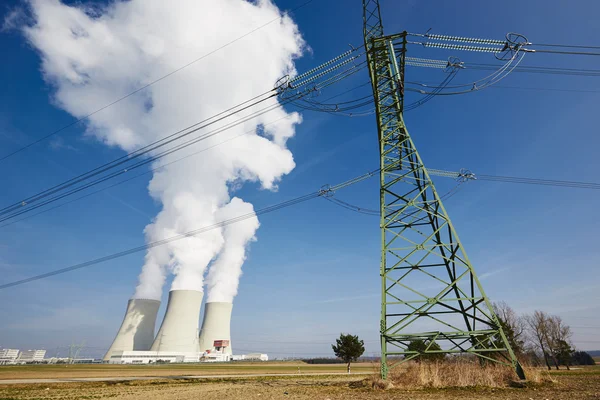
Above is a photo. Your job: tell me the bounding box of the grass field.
[0,363,599,399]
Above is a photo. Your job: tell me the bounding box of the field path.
[0,371,370,385]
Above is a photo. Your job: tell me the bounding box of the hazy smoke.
[21,0,304,300]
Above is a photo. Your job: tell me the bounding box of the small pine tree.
[553,340,574,370]
[407,339,445,362]
[332,333,365,373]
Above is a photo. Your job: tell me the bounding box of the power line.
[466,63,600,77]
[0,91,280,220]
[532,43,600,50]
[0,116,294,229]
[525,48,600,57]
[322,179,467,216]
[0,49,362,223]
[569,325,600,329]
[491,85,600,93]
[428,169,600,190]
[0,0,316,163]
[0,169,378,290]
[407,59,600,77]
[406,80,600,96]
[477,174,600,189]
[5,160,600,229]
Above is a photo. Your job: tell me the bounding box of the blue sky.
[0,0,599,359]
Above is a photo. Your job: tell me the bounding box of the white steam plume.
[205,197,259,303]
[21,0,305,300]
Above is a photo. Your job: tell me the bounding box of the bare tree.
[524,310,553,370]
[492,301,526,356]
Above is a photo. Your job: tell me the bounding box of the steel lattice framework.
[362,0,525,379]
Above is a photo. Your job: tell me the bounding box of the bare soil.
[0,362,375,380]
[0,365,598,400]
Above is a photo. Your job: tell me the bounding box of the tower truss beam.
[362,0,524,380]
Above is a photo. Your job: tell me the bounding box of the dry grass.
[365,360,554,389]
[1,367,598,400]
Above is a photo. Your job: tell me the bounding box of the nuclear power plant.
[104,290,265,364]
[199,302,233,355]
[103,299,160,361]
[151,290,203,353]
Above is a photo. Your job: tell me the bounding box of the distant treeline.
[302,358,345,364]
[302,357,378,364]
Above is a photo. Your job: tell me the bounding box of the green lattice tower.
[362,0,525,380]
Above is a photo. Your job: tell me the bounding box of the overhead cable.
[466,63,600,77]
[0,0,317,163]
[532,43,600,49]
[0,90,280,219]
[0,50,362,223]
[0,169,378,290]
[524,48,600,57]
[0,115,295,229]
[427,168,600,190]
[406,60,600,77]
[476,173,600,189]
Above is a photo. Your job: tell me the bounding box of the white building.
[107,350,266,364]
[230,353,268,362]
[108,351,201,364]
[0,349,20,364]
[244,353,269,361]
[202,352,231,362]
[18,350,46,363]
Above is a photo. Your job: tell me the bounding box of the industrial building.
[18,349,46,363]
[198,302,233,355]
[151,290,203,353]
[107,350,268,364]
[107,351,200,364]
[104,290,257,364]
[103,298,160,361]
[0,349,47,364]
[0,349,20,365]
[233,353,268,362]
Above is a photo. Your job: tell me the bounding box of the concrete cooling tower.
[198,302,233,355]
[151,290,203,353]
[103,299,160,361]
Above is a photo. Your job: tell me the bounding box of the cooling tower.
[198,302,233,355]
[150,290,203,353]
[103,298,160,361]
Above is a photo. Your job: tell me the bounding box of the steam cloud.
[21,0,305,301]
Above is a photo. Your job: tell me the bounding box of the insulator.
[425,33,506,45]
[423,42,503,53]
[406,62,446,69]
[406,57,447,64]
[291,56,360,89]
[290,48,356,83]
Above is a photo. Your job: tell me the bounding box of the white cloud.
[48,136,78,152]
[479,266,512,281]
[21,0,306,300]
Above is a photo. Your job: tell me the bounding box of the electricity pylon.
[362,0,525,379]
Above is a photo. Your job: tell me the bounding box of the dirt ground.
[0,365,599,400]
[0,362,375,380]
